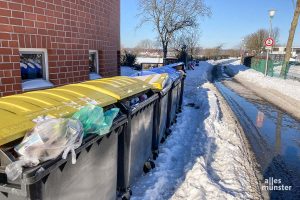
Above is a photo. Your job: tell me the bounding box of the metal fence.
[250,58,300,81]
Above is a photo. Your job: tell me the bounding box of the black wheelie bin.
[82,76,159,198]
[0,82,127,200]
[132,73,172,157]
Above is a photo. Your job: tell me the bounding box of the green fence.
[250,58,291,78]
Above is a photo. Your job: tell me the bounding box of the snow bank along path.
[225,62,300,120]
[129,61,262,200]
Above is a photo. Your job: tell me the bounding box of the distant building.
[122,48,163,58]
[0,0,120,97]
[272,46,300,59]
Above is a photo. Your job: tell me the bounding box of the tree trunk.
[163,49,167,59]
[280,0,300,77]
[163,45,168,59]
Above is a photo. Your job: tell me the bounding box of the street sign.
[265,46,272,50]
[265,37,275,47]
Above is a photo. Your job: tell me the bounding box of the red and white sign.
[264,37,275,47]
[256,111,265,128]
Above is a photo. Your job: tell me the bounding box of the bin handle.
[0,182,28,197]
[0,148,28,197]
[0,148,16,167]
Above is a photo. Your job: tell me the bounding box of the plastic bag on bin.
[72,104,120,136]
[5,118,83,181]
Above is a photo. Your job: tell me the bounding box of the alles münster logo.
[262,177,292,191]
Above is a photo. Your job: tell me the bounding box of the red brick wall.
[0,0,120,97]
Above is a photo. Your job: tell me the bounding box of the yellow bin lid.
[0,97,46,116]
[21,92,81,118]
[0,82,118,145]
[133,73,169,91]
[83,76,152,100]
[60,84,117,107]
[0,109,36,146]
[0,92,81,145]
[0,97,48,146]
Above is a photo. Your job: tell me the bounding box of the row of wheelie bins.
[0,63,185,200]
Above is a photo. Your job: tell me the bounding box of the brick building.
[0,0,120,96]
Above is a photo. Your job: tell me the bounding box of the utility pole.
[265,10,276,76]
[280,0,300,77]
[240,38,245,63]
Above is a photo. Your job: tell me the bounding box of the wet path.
[213,66,300,199]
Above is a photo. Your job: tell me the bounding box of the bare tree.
[244,29,268,54]
[183,30,201,58]
[171,29,201,58]
[135,39,156,50]
[138,0,210,59]
[244,28,280,55]
[223,49,240,57]
[281,0,300,77]
[203,44,223,58]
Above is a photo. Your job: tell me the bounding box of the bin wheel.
[150,160,155,169]
[121,188,132,200]
[160,137,166,144]
[174,118,177,123]
[153,150,159,160]
[143,160,155,173]
[171,118,177,125]
[165,129,171,137]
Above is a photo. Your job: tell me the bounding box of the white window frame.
[89,50,102,80]
[19,48,53,91]
[89,50,99,74]
[19,48,49,80]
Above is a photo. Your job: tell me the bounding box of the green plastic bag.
[72,104,119,136]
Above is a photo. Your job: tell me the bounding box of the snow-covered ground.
[287,65,300,80]
[136,57,164,65]
[207,58,240,66]
[128,62,262,200]
[225,61,300,120]
[226,63,300,102]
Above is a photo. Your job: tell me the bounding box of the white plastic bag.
[5,118,83,181]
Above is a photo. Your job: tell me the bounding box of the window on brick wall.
[89,50,102,80]
[19,48,53,91]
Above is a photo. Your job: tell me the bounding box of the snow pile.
[226,64,300,101]
[89,73,102,80]
[22,79,54,91]
[287,65,300,80]
[131,61,261,200]
[171,82,261,200]
[207,58,239,66]
[136,57,164,65]
[229,59,242,65]
[121,66,138,76]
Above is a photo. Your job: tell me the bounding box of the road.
[213,65,300,200]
